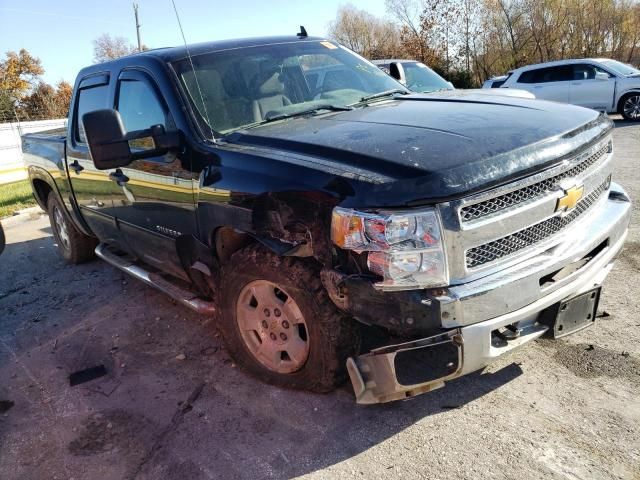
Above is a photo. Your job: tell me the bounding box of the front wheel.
[0,222,5,255]
[619,93,640,121]
[216,244,361,393]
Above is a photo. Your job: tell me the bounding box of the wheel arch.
[31,177,53,211]
[211,225,318,264]
[616,89,640,113]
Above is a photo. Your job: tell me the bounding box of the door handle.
[69,160,84,174]
[109,169,130,186]
[571,82,582,85]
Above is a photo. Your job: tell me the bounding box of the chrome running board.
[95,243,216,315]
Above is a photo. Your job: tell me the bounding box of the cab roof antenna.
[297,26,308,38]
[171,0,216,142]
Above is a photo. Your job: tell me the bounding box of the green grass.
[0,180,37,219]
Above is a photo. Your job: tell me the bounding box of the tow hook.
[346,329,463,404]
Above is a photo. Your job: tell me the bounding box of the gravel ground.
[0,117,639,480]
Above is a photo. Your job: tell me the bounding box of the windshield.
[600,59,640,76]
[171,40,405,136]
[402,62,452,93]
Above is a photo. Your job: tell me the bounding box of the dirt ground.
[1,117,639,480]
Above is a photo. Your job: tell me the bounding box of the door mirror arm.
[125,125,182,161]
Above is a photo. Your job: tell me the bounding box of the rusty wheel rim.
[236,280,310,374]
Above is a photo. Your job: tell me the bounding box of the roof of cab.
[135,35,326,62]
[74,36,330,81]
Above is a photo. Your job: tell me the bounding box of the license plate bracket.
[552,287,601,338]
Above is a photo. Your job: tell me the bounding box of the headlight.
[331,207,448,289]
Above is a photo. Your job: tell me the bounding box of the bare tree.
[328,5,403,59]
[332,0,640,86]
[92,34,138,63]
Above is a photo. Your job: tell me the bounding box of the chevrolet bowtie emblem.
[556,185,584,213]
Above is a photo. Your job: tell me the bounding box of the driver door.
[569,64,615,111]
[110,69,198,280]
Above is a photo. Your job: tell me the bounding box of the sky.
[0,0,389,85]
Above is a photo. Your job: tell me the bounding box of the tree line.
[0,34,142,123]
[329,0,640,87]
[3,1,639,122]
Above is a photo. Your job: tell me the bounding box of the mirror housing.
[595,71,610,81]
[83,109,181,170]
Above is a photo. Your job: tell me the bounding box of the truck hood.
[227,94,612,206]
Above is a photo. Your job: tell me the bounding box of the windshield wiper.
[264,104,353,122]
[358,89,409,103]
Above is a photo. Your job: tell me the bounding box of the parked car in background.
[374,59,535,99]
[484,58,640,120]
[372,59,454,93]
[483,75,509,89]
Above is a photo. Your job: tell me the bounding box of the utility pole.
[133,2,142,51]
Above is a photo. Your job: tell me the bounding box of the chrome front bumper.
[347,184,631,404]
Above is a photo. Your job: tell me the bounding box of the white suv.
[484,58,640,120]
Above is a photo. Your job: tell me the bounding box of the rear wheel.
[47,195,97,264]
[216,244,361,392]
[619,93,640,121]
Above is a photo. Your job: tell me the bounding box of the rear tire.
[619,93,640,121]
[216,244,361,393]
[47,194,97,264]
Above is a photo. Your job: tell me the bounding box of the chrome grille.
[460,141,611,223]
[465,177,611,269]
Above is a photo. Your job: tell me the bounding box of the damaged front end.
[347,329,463,404]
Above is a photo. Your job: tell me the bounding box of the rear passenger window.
[75,84,109,143]
[517,66,572,84]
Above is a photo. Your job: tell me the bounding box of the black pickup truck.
[22,34,631,403]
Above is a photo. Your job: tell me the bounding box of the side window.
[516,69,539,84]
[116,77,173,151]
[377,64,391,75]
[389,63,402,82]
[518,66,572,84]
[117,79,168,132]
[75,84,109,143]
[573,64,598,80]
[539,66,573,83]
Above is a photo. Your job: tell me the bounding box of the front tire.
[0,223,5,255]
[216,244,361,393]
[619,93,640,121]
[47,194,97,264]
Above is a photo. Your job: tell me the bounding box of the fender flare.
[28,166,94,237]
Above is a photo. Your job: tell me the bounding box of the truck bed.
[21,129,67,179]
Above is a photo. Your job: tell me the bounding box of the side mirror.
[83,109,130,170]
[595,72,610,81]
[83,109,181,170]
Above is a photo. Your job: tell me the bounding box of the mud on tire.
[47,194,97,264]
[216,244,361,393]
